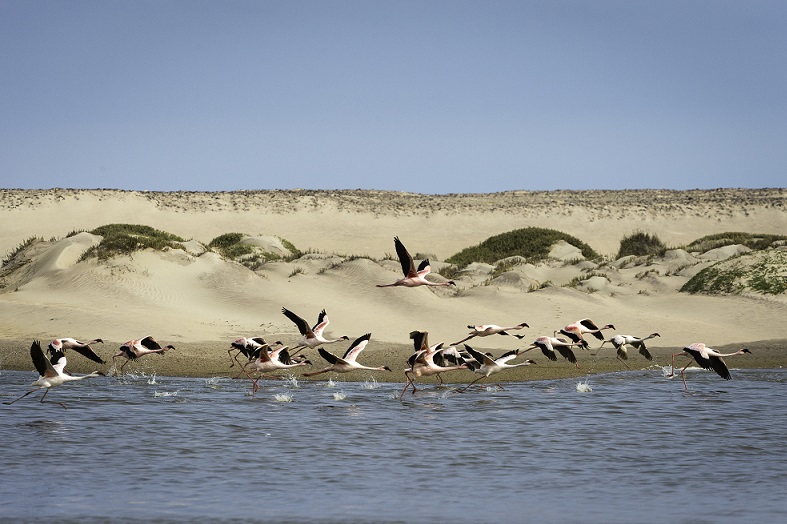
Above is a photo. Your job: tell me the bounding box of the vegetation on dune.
[616,231,667,259]
[208,233,302,270]
[681,250,787,295]
[683,232,787,253]
[2,236,41,268]
[78,224,186,261]
[446,227,599,269]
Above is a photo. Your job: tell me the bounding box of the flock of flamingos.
[4,237,751,408]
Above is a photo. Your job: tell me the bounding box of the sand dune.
[0,188,785,380]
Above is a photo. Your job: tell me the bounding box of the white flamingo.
[48,337,105,364]
[557,318,615,349]
[244,343,312,395]
[282,307,349,355]
[377,236,456,288]
[458,344,536,391]
[302,333,391,377]
[228,337,269,368]
[670,342,751,390]
[452,322,529,345]
[524,336,581,367]
[401,330,470,398]
[112,336,175,376]
[594,333,660,368]
[4,340,103,409]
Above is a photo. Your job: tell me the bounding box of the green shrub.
[681,251,787,295]
[208,233,255,259]
[446,227,598,269]
[617,231,667,259]
[684,232,787,253]
[79,224,185,261]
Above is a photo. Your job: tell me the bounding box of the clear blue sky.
[2,0,785,193]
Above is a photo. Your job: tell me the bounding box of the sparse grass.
[447,227,599,269]
[682,250,787,295]
[683,232,787,253]
[680,261,746,294]
[77,224,185,261]
[288,267,304,278]
[564,271,609,289]
[2,236,41,267]
[617,231,667,259]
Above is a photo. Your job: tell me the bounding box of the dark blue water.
[2,368,786,523]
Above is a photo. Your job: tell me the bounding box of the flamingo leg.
[39,389,67,409]
[400,371,415,399]
[680,361,693,390]
[617,357,632,370]
[458,376,485,393]
[3,388,41,405]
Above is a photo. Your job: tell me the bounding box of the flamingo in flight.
[4,340,103,409]
[243,343,312,396]
[112,336,175,376]
[670,342,751,390]
[458,344,536,391]
[401,330,470,398]
[302,333,391,377]
[594,333,660,369]
[524,336,581,367]
[377,236,456,288]
[228,337,270,368]
[281,307,349,355]
[557,319,615,349]
[48,337,105,365]
[451,322,529,345]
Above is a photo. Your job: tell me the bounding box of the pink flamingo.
[670,342,751,390]
[377,237,455,288]
[113,336,175,376]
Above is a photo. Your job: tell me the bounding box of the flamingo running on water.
[377,236,456,288]
[243,343,312,396]
[458,344,536,391]
[302,333,391,377]
[112,336,175,376]
[670,342,751,390]
[4,340,103,409]
[401,330,470,399]
[281,307,349,355]
[451,322,529,345]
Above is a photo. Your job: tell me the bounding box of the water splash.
[147,373,158,385]
[325,378,336,388]
[204,377,223,389]
[332,391,347,401]
[362,377,380,389]
[285,375,300,388]
[576,379,593,392]
[154,391,178,397]
[274,393,293,402]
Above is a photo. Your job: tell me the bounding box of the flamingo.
[401,330,470,398]
[458,344,536,391]
[4,340,103,409]
[228,337,269,368]
[112,336,175,376]
[281,307,349,355]
[594,333,660,369]
[557,319,615,349]
[48,337,105,365]
[243,343,312,395]
[302,333,391,377]
[670,342,751,390]
[451,322,529,345]
[523,336,581,367]
[377,236,456,288]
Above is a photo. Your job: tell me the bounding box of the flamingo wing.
[394,236,417,277]
[342,333,372,362]
[282,307,311,336]
[317,347,341,366]
[30,340,56,377]
[464,344,495,367]
[312,309,329,336]
[416,258,431,276]
[708,356,732,380]
[139,336,163,350]
[70,344,106,364]
[554,345,577,364]
[496,349,520,364]
[409,330,430,353]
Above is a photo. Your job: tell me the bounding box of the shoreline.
[2,337,783,383]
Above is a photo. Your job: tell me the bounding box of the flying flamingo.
[377,236,456,288]
[243,343,312,395]
[112,336,175,376]
[458,344,536,391]
[401,330,470,398]
[451,322,529,345]
[281,307,349,355]
[228,337,269,368]
[524,336,582,367]
[594,333,660,369]
[48,337,105,364]
[670,342,751,390]
[557,319,615,349]
[4,340,103,409]
[302,333,391,377]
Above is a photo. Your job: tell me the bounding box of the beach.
[1,188,785,380]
